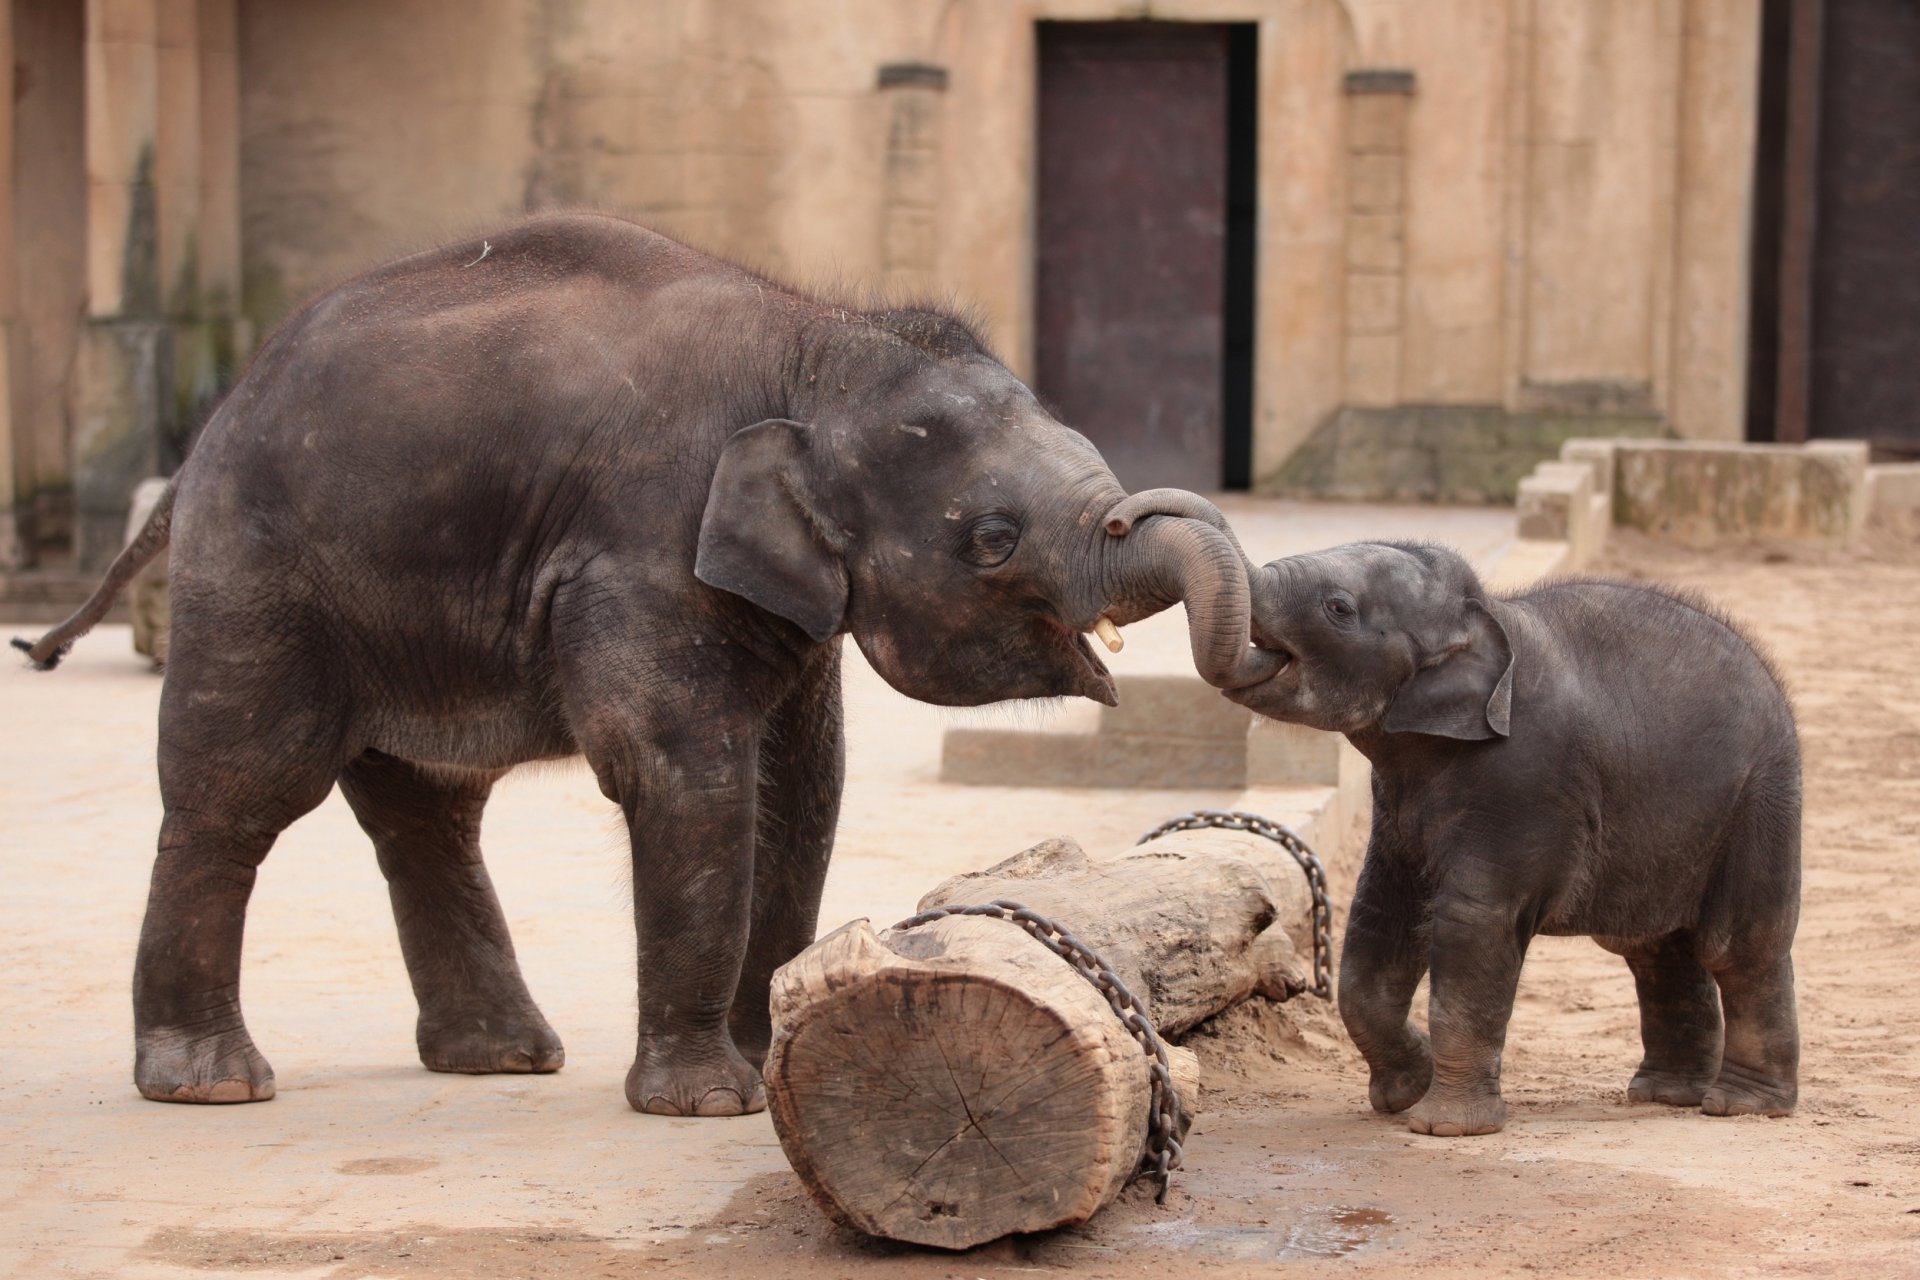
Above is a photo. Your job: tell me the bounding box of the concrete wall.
[232,0,1760,487]
[2,0,1767,571]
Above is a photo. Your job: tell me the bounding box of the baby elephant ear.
[1382,598,1514,741]
[695,419,849,643]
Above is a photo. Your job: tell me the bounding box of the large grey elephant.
[1223,540,1801,1135]
[16,213,1280,1116]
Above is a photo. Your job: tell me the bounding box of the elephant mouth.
[1042,615,1118,706]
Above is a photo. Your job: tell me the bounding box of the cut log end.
[766,943,1146,1249]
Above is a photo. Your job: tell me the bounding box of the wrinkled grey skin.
[16,214,1280,1116]
[1230,541,1801,1135]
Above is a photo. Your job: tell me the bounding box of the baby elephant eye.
[1324,597,1356,622]
[961,514,1021,568]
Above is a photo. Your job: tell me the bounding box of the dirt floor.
[5,513,1919,1278]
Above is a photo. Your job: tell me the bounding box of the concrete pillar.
[1669,0,1761,440]
[75,0,166,569]
[0,0,21,569]
[1341,69,1414,410]
[73,0,239,570]
[876,62,948,300]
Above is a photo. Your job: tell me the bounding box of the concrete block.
[124,476,170,664]
[939,720,1102,788]
[1614,441,1867,545]
[1246,719,1343,787]
[1559,437,1620,499]
[1100,675,1250,741]
[1582,491,1611,566]
[1094,733,1245,790]
[1867,463,1920,528]
[1515,460,1592,542]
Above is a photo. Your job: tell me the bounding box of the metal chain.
[890,899,1187,1204]
[1136,809,1334,1001]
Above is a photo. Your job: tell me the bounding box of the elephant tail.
[11,476,177,671]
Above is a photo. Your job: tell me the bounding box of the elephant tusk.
[1092,617,1124,653]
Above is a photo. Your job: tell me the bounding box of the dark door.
[1750,0,1920,454]
[1808,0,1920,453]
[1035,22,1246,492]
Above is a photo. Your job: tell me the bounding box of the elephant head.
[1228,541,1514,739]
[695,334,1281,705]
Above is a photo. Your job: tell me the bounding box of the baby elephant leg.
[1406,895,1528,1137]
[338,751,564,1075]
[1618,932,1724,1107]
[1704,952,1798,1117]
[1339,849,1433,1114]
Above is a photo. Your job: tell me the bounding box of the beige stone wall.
[7,0,88,559]
[218,0,1764,486]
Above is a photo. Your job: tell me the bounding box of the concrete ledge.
[1609,440,1868,545]
[1867,462,1920,531]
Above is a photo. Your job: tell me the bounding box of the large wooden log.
[764,828,1318,1249]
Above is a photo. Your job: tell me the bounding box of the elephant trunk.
[1102,488,1253,569]
[1097,512,1283,690]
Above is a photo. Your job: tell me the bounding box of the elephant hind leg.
[136,650,344,1103]
[1702,952,1798,1117]
[1621,932,1723,1107]
[338,751,563,1075]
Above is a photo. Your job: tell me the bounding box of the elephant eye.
[1324,596,1356,623]
[960,514,1021,568]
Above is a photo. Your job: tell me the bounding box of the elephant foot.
[1405,1089,1506,1137]
[1701,1066,1795,1118]
[1626,1068,1713,1108]
[135,1026,276,1104]
[626,1036,766,1117]
[418,1008,565,1075]
[1367,1058,1433,1115]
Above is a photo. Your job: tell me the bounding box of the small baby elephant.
[1229,541,1801,1136]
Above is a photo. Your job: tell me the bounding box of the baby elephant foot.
[135,1026,276,1104]
[1626,1068,1714,1108]
[1368,1057,1434,1114]
[626,1036,766,1117]
[1701,1066,1796,1118]
[1405,1089,1507,1137]
[417,1007,565,1075]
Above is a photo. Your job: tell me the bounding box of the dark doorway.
[1034,22,1257,492]
[1748,0,1920,456]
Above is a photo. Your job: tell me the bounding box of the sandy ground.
[4,504,1919,1278]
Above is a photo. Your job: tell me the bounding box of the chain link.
[890,899,1187,1204]
[1136,809,1334,1001]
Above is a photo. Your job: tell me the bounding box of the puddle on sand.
[1121,1205,1393,1261]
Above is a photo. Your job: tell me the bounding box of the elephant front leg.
[624,782,765,1115]
[729,649,844,1069]
[1406,894,1530,1137]
[1339,845,1433,1115]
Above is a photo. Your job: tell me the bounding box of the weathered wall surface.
[237,0,1760,491]
[5,0,1764,573]
[8,0,88,549]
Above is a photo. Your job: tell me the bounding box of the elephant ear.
[1382,598,1514,741]
[696,418,848,643]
